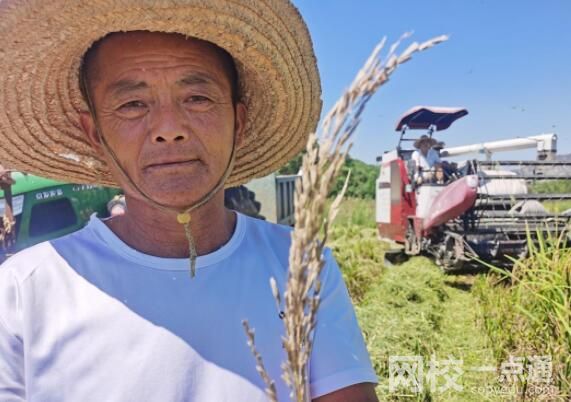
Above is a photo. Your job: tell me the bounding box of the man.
[411,135,441,184]
[107,194,127,217]
[0,1,378,401]
[0,165,16,249]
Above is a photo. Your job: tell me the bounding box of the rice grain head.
[243,33,448,402]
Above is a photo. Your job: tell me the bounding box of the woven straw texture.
[0,0,321,187]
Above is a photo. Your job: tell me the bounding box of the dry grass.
[243,33,448,401]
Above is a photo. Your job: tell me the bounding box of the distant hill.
[557,153,571,161]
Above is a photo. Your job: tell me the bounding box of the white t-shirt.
[0,212,377,402]
[411,148,441,171]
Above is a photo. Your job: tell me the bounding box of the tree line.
[278,153,378,199]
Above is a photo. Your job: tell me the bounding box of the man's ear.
[234,102,247,149]
[79,111,104,156]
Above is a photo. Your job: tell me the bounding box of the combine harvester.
[376,106,571,270]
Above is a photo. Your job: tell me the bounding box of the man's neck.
[103,192,236,258]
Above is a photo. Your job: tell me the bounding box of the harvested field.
[330,198,569,401]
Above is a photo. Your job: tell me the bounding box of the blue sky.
[292,0,571,164]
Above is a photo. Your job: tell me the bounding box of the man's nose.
[153,131,188,143]
[150,105,190,144]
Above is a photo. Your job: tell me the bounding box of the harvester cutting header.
[376,106,571,270]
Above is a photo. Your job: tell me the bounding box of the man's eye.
[184,95,214,112]
[115,101,148,119]
[118,100,147,110]
[186,95,211,104]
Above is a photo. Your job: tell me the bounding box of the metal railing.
[275,174,299,226]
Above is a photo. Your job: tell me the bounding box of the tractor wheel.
[224,186,265,220]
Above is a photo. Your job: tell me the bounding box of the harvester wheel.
[404,221,421,255]
[384,249,409,266]
[437,233,465,272]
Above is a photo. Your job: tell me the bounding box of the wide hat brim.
[0,0,321,188]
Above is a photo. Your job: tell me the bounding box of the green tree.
[330,155,378,199]
[278,153,378,199]
[277,152,303,175]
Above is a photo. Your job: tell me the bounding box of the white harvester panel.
[376,163,391,223]
[477,170,528,195]
[415,185,444,219]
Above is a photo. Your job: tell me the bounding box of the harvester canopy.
[395,106,468,131]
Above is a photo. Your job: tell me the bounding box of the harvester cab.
[376,106,571,271]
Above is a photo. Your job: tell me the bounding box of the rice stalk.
[474,227,571,399]
[242,321,279,401]
[243,33,448,402]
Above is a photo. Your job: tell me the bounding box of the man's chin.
[120,173,221,208]
[143,188,210,208]
[158,180,223,205]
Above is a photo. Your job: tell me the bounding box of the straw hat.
[0,0,321,188]
[413,135,437,149]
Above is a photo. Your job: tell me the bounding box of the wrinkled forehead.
[84,31,229,73]
[82,30,236,89]
[95,31,222,58]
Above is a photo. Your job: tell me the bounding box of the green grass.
[329,197,571,400]
[473,232,571,400]
[329,225,386,302]
[543,200,571,214]
[355,258,497,401]
[330,197,376,229]
[530,179,571,213]
[330,198,498,401]
[531,179,571,195]
[328,198,384,302]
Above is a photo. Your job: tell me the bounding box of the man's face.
[80,31,246,209]
[419,142,430,154]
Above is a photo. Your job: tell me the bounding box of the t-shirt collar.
[86,211,246,271]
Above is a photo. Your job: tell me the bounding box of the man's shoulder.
[239,214,293,268]
[239,214,337,264]
[241,214,292,244]
[0,225,92,284]
[0,241,56,284]
[242,213,293,237]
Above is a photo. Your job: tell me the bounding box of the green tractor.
[0,172,121,261]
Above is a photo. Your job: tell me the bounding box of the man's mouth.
[144,159,200,171]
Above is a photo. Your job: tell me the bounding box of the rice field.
[473,232,571,400]
[330,198,570,401]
